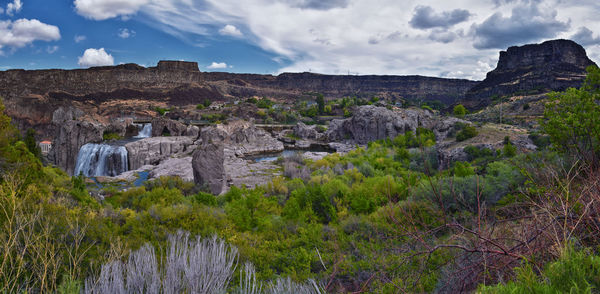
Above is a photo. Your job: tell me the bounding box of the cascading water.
[134,123,152,138]
[73,143,129,177]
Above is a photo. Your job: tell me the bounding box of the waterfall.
[134,123,152,138]
[74,143,129,177]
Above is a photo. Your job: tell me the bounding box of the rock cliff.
[465,39,597,106]
[325,105,468,145]
[125,136,195,170]
[49,107,104,175]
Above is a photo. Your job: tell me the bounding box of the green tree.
[453,104,467,118]
[541,65,600,166]
[24,128,41,159]
[316,94,325,114]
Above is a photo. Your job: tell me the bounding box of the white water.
[134,123,152,138]
[73,143,129,177]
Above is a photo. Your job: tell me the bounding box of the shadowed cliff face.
[464,39,597,107]
[0,61,477,140]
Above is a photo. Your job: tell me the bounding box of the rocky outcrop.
[326,106,469,145]
[193,143,226,195]
[465,39,597,105]
[151,117,199,138]
[192,120,284,194]
[125,136,195,170]
[199,120,284,156]
[50,107,104,175]
[156,60,199,72]
[149,157,194,182]
[293,122,324,141]
[326,106,427,144]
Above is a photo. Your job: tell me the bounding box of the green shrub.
[541,65,600,165]
[102,131,122,141]
[192,191,217,206]
[453,104,467,117]
[479,247,600,293]
[453,161,475,177]
[456,125,478,141]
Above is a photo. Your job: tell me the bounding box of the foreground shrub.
[85,231,238,294]
[479,247,600,293]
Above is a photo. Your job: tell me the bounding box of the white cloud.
[0,18,60,51]
[74,0,150,20]
[46,45,58,54]
[70,0,600,79]
[6,0,23,16]
[207,62,227,69]
[74,34,86,43]
[219,24,242,37]
[78,48,114,67]
[118,28,135,38]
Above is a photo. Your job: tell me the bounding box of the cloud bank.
[71,0,600,80]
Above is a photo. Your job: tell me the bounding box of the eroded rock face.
[193,142,226,195]
[50,107,104,175]
[125,136,195,170]
[326,106,429,144]
[465,39,597,105]
[151,117,199,138]
[293,122,324,141]
[192,120,284,195]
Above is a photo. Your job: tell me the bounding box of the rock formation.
[325,105,469,146]
[465,39,597,106]
[151,117,199,138]
[50,107,104,175]
[125,136,195,170]
[192,120,284,195]
[293,122,324,141]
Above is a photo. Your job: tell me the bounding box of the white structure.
[39,140,52,155]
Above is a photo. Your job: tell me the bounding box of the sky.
[0,0,599,80]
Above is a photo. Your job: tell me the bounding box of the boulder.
[149,157,194,182]
[125,136,195,170]
[193,142,226,195]
[293,122,323,140]
[192,120,284,194]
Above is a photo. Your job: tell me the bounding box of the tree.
[453,104,467,118]
[316,94,324,115]
[541,65,600,167]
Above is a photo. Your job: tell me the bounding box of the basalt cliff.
[463,39,597,107]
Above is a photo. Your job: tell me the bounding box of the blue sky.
[1,0,599,79]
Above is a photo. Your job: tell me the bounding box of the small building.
[39,140,52,155]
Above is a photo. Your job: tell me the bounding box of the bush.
[102,131,122,141]
[453,104,467,117]
[479,247,600,293]
[192,191,217,206]
[256,98,273,109]
[456,125,478,142]
[541,65,600,166]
